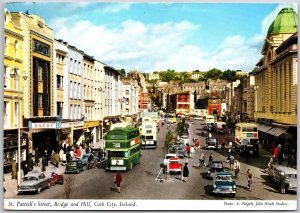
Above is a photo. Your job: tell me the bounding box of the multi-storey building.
[53,39,68,118]
[253,8,297,150]
[10,12,57,157]
[3,9,27,172]
[169,92,194,115]
[148,72,160,81]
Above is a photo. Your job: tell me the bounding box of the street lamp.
[10,68,27,188]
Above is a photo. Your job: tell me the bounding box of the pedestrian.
[273,146,279,160]
[186,145,191,158]
[208,153,213,166]
[76,146,82,159]
[45,150,49,166]
[66,152,71,163]
[280,171,286,194]
[41,156,46,172]
[233,160,240,179]
[54,152,60,167]
[208,132,212,138]
[229,155,235,170]
[182,162,189,182]
[246,168,253,191]
[115,171,123,193]
[27,156,34,171]
[227,149,232,163]
[85,146,90,154]
[199,152,205,168]
[59,148,64,162]
[11,160,17,179]
[34,148,40,166]
[23,164,30,176]
[278,144,284,165]
[195,139,200,150]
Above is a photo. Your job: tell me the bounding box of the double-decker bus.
[235,123,259,156]
[105,127,141,171]
[141,121,157,149]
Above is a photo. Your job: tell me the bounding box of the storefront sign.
[60,121,84,128]
[33,39,50,57]
[29,121,57,129]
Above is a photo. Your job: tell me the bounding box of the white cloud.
[52,4,296,73]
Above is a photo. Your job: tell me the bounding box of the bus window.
[242,127,257,132]
[110,151,124,158]
[146,136,153,139]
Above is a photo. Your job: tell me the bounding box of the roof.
[235,122,257,127]
[267,8,298,37]
[273,165,297,174]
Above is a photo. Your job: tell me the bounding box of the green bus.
[105,127,141,171]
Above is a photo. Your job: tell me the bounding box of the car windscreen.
[24,176,38,181]
[286,174,297,179]
[68,162,77,166]
[216,175,233,181]
[211,163,223,168]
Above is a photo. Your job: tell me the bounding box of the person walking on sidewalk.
[115,171,123,193]
[23,164,30,176]
[233,160,240,179]
[11,160,17,179]
[34,148,40,166]
[182,162,189,182]
[42,156,47,172]
[28,156,34,171]
[280,171,286,194]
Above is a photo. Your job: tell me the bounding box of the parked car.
[212,171,236,197]
[81,153,98,166]
[50,172,64,186]
[168,157,182,174]
[266,164,297,193]
[65,159,84,174]
[180,135,190,146]
[18,171,50,194]
[205,137,219,149]
[207,161,224,179]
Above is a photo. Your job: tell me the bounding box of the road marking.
[155,168,163,181]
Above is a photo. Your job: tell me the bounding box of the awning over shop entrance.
[257,123,273,133]
[266,127,288,137]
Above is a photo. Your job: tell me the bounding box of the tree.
[164,130,176,150]
[118,68,126,77]
[159,69,176,82]
[176,118,189,136]
[205,68,222,80]
[220,69,238,82]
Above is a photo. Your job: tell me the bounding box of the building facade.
[253,8,298,151]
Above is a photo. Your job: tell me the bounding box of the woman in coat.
[115,171,123,193]
[12,160,17,179]
[182,163,189,182]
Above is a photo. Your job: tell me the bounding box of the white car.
[180,135,190,145]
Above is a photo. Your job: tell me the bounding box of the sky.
[5,1,298,73]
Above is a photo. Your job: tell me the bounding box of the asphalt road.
[12,119,297,200]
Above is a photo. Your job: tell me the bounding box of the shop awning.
[266,127,288,137]
[257,123,273,133]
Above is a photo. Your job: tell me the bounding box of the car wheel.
[37,186,42,194]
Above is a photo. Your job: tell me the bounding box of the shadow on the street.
[110,187,117,192]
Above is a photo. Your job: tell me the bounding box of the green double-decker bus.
[105,127,141,171]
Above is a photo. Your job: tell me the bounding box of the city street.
[5,119,296,200]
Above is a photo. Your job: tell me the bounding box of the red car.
[168,157,182,174]
[50,172,64,186]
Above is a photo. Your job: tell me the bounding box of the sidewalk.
[4,163,66,199]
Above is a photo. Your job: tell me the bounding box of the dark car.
[205,137,219,149]
[207,161,224,179]
[81,153,99,166]
[212,171,237,197]
[237,139,259,156]
[65,159,84,174]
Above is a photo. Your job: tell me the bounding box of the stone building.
[253,8,298,152]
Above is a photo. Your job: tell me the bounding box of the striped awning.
[266,127,288,137]
[257,123,273,133]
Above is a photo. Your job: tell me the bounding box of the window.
[126,90,129,95]
[38,94,43,108]
[14,40,19,58]
[57,75,63,89]
[38,65,43,81]
[4,66,10,89]
[5,36,9,55]
[4,101,8,129]
[14,68,19,90]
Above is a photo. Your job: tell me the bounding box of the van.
[214,121,227,134]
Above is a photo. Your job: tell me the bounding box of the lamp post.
[10,68,27,188]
